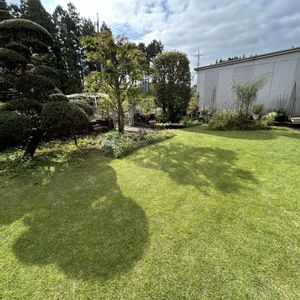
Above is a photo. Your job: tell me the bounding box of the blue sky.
[8,0,300,72]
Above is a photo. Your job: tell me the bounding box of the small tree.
[232,75,268,115]
[81,30,147,132]
[153,51,191,122]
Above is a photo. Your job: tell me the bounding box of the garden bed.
[100,130,175,158]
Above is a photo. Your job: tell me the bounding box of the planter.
[252,113,260,121]
[291,117,300,124]
[148,120,156,128]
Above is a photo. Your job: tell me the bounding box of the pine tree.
[0,19,89,155]
[0,0,12,21]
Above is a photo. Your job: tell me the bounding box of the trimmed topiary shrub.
[0,111,31,149]
[41,102,89,141]
[71,100,94,116]
[0,19,53,46]
[49,93,69,102]
[0,47,28,68]
[3,98,42,115]
[15,74,56,100]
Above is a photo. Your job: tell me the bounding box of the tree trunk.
[72,127,78,146]
[117,94,125,132]
[23,129,43,158]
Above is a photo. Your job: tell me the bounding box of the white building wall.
[197,51,300,115]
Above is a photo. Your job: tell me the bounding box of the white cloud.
[40,0,300,71]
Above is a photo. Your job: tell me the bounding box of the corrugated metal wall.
[197,51,300,115]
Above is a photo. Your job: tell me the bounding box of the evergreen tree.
[53,3,94,94]
[0,0,12,21]
[153,51,191,122]
[19,0,56,36]
[0,19,89,155]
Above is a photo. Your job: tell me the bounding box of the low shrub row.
[100,130,174,158]
[208,110,276,130]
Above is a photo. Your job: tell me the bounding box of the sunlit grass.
[1,126,300,299]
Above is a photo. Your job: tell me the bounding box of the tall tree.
[82,31,147,132]
[153,51,191,122]
[53,3,95,94]
[137,39,163,92]
[19,0,55,36]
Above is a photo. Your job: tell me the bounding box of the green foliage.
[100,130,174,158]
[252,104,264,114]
[0,0,12,21]
[261,112,277,125]
[3,98,42,116]
[187,93,199,119]
[209,110,255,130]
[139,95,155,114]
[84,71,103,93]
[41,101,89,135]
[19,0,56,37]
[0,19,53,46]
[0,111,31,149]
[153,51,191,122]
[275,107,288,122]
[53,3,93,94]
[15,74,56,100]
[81,31,147,132]
[71,100,94,116]
[48,93,68,102]
[0,47,28,68]
[232,75,268,115]
[138,39,164,66]
[30,65,60,86]
[4,42,31,59]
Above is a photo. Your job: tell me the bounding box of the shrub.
[41,102,89,137]
[3,98,42,114]
[252,104,264,114]
[15,74,56,100]
[71,100,94,116]
[232,75,268,115]
[187,93,199,119]
[208,110,249,130]
[49,93,69,102]
[275,107,288,122]
[0,111,31,149]
[261,112,277,125]
[100,130,174,158]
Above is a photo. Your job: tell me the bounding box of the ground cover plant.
[100,130,174,158]
[1,126,300,299]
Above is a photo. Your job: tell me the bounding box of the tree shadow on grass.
[183,125,300,141]
[1,152,149,280]
[131,142,258,194]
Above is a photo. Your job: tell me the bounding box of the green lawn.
[1,126,300,299]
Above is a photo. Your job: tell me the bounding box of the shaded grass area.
[1,126,300,299]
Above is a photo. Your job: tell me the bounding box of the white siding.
[197,50,300,115]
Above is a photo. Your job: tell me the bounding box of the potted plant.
[252,104,264,120]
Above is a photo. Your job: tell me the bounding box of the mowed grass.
[1,126,300,299]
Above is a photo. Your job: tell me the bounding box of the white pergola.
[66,93,108,109]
